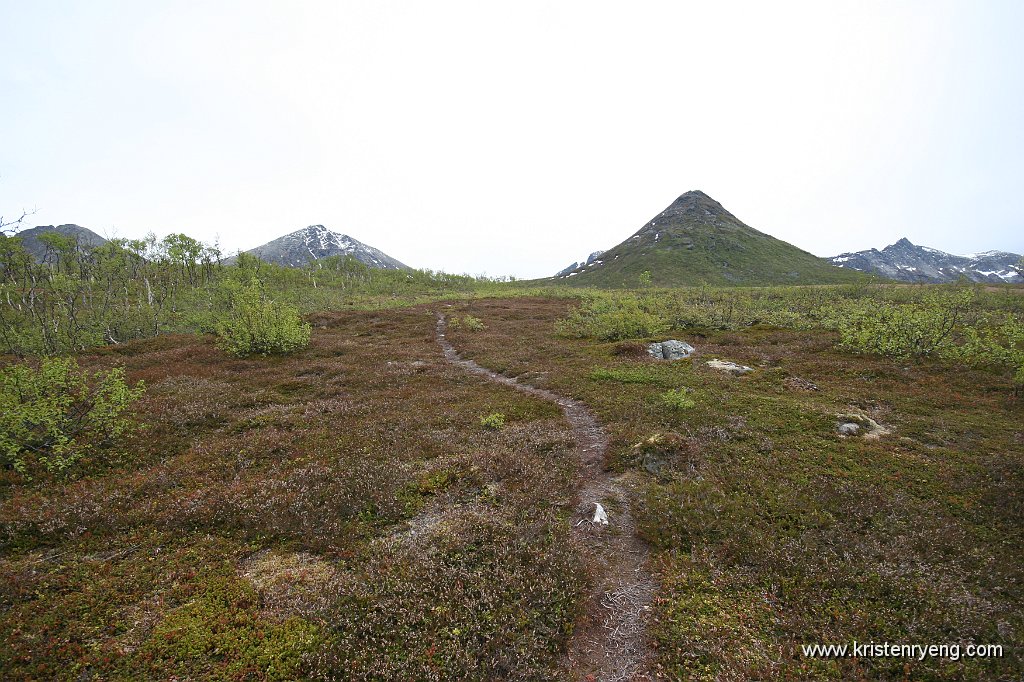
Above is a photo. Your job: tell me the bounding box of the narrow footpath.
[436,313,655,681]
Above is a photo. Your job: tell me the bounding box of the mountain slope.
[239,225,409,269]
[829,238,1022,283]
[13,224,108,261]
[552,191,864,287]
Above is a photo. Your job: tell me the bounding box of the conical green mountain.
[553,191,865,287]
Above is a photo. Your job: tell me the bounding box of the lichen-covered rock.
[647,340,695,360]
[706,359,753,375]
[836,413,891,439]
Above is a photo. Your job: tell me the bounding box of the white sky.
[2,1,1022,278]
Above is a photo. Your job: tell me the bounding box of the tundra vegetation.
[0,228,1022,679]
[451,295,1023,680]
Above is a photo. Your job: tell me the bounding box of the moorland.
[1,229,1022,680]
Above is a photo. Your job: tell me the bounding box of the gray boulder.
[837,422,861,436]
[647,340,695,360]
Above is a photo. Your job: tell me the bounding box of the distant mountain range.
[233,225,409,269]
[551,190,865,287]
[828,238,1022,283]
[10,218,1020,286]
[8,224,409,271]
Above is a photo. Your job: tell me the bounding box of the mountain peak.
[676,189,711,200]
[643,190,737,232]
[551,192,864,287]
[667,189,721,210]
[242,226,409,269]
[13,224,108,262]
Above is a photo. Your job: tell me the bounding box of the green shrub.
[556,295,669,341]
[0,358,145,477]
[834,290,973,358]
[215,281,311,356]
[479,412,505,430]
[954,313,1024,389]
[660,388,696,410]
[449,315,485,332]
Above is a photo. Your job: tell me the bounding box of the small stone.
[592,502,608,525]
[837,422,861,436]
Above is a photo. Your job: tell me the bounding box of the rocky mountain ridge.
[829,238,1022,283]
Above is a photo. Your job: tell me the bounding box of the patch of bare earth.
[436,313,655,681]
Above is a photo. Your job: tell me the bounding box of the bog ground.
[1,296,1022,680]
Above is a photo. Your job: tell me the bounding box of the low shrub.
[833,289,972,358]
[448,315,486,332]
[556,296,669,341]
[660,388,696,410]
[0,357,145,477]
[215,281,311,357]
[954,312,1024,391]
[480,412,506,430]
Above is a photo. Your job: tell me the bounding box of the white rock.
[592,502,608,525]
[706,359,754,375]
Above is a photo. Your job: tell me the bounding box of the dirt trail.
[436,314,655,681]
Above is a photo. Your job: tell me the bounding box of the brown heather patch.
[3,295,1020,679]
[0,305,584,679]
[241,549,343,618]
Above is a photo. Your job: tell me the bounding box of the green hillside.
[552,191,867,287]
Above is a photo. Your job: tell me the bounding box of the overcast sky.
[2,1,1022,277]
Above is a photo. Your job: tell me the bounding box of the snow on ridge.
[296,225,364,254]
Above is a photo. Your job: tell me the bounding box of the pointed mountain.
[552,191,864,287]
[11,224,108,262]
[238,225,410,269]
[829,238,1022,283]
